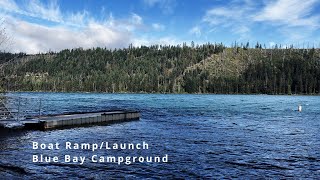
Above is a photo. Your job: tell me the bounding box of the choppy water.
[0,92,320,179]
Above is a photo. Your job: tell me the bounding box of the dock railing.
[0,95,42,122]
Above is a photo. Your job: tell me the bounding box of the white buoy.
[298,105,302,112]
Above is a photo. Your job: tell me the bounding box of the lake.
[1,92,320,178]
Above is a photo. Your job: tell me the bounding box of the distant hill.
[1,43,320,94]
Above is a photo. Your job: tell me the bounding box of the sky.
[0,0,320,53]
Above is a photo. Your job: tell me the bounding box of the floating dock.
[23,110,140,130]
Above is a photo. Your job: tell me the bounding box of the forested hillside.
[1,43,320,94]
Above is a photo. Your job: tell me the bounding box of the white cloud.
[232,25,251,41]
[202,1,254,39]
[152,23,165,31]
[0,1,140,54]
[157,36,181,45]
[233,26,249,34]
[131,13,143,25]
[142,0,176,14]
[0,0,19,12]
[255,0,320,28]
[202,0,257,26]
[132,35,183,47]
[26,0,63,23]
[0,0,182,54]
[0,0,64,23]
[5,17,131,53]
[143,0,161,7]
[203,7,241,25]
[200,0,320,43]
[189,26,201,37]
[66,10,89,26]
[110,13,145,32]
[0,1,159,53]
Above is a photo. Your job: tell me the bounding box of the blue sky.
[0,0,320,53]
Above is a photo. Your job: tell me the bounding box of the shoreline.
[3,90,320,96]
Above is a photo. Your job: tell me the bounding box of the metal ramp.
[0,95,42,128]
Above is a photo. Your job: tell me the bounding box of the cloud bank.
[0,0,319,53]
[0,0,180,53]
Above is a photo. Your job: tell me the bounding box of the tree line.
[0,42,319,94]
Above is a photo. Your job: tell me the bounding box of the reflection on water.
[0,92,320,178]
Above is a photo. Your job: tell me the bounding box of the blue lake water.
[0,92,320,179]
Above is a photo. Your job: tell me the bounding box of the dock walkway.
[24,110,140,130]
